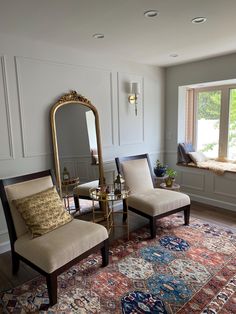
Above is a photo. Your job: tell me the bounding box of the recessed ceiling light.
[191,17,207,24]
[144,10,159,18]
[93,33,104,39]
[170,54,179,58]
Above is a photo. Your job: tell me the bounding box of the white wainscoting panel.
[104,160,116,184]
[60,155,99,183]
[0,226,10,254]
[213,175,236,199]
[15,56,114,157]
[61,157,116,185]
[181,171,205,191]
[0,56,14,160]
[117,72,144,145]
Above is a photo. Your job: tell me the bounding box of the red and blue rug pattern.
[0,215,236,313]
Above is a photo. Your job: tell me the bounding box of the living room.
[0,1,236,313]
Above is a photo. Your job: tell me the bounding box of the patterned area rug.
[1,215,236,313]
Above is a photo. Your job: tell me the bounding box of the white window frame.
[192,84,236,160]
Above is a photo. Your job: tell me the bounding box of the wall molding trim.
[15,56,53,158]
[0,55,14,160]
[188,192,236,212]
[15,55,114,156]
[105,71,115,148]
[117,72,144,146]
[141,76,145,143]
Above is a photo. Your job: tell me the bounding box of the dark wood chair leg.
[46,273,57,306]
[101,239,109,267]
[184,205,190,225]
[73,194,80,211]
[12,252,20,274]
[150,217,157,239]
[123,199,128,222]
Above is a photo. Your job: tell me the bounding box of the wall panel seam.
[0,55,14,160]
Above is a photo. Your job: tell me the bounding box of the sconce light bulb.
[128,95,136,104]
[128,94,138,116]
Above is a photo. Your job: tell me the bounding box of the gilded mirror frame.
[50,90,105,196]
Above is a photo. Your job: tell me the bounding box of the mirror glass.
[50,91,105,199]
[56,104,99,182]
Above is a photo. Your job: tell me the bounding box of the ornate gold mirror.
[50,91,105,198]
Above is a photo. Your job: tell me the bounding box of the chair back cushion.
[5,176,53,237]
[121,158,154,194]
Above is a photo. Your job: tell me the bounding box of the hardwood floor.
[0,201,236,293]
[191,201,236,229]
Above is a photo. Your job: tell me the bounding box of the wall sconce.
[128,82,140,116]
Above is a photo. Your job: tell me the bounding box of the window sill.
[177,160,236,175]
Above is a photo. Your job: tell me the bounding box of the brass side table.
[90,185,130,237]
[160,182,180,191]
[154,175,168,188]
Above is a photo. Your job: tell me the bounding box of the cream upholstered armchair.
[73,179,99,209]
[115,154,190,238]
[0,170,109,306]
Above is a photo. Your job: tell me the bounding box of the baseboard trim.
[188,193,236,212]
[0,240,10,254]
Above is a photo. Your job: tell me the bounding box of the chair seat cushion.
[128,188,190,217]
[74,180,99,197]
[14,219,108,273]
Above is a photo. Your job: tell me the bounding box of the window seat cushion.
[186,160,236,175]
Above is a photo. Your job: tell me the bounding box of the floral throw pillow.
[12,187,73,238]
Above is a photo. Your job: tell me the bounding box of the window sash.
[185,84,236,160]
[185,88,194,144]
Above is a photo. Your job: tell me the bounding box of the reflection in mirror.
[55,104,99,181]
[50,91,105,205]
[86,110,99,165]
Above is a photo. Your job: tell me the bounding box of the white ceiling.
[1,0,236,67]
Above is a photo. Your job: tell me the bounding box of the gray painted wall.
[165,53,236,212]
[0,33,165,252]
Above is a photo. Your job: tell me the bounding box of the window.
[186,85,236,160]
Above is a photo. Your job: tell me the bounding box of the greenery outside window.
[186,85,236,161]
